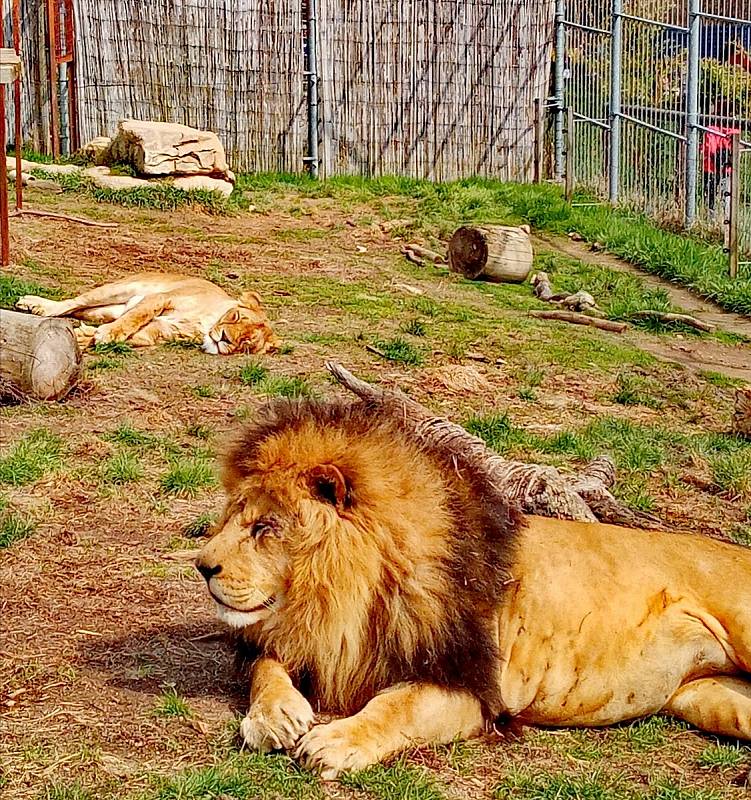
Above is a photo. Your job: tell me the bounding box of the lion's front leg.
[93,293,171,345]
[240,657,315,753]
[295,684,484,780]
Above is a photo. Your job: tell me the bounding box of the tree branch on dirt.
[10,209,118,229]
[627,310,714,333]
[325,361,663,529]
[529,309,628,333]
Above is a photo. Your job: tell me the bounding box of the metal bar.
[618,112,688,142]
[565,105,574,202]
[573,111,610,131]
[305,0,319,178]
[616,12,688,34]
[609,0,622,204]
[561,19,610,36]
[697,10,749,26]
[12,0,22,211]
[533,98,544,183]
[554,0,566,179]
[726,133,740,279]
[685,0,701,225]
[45,0,60,157]
[64,0,78,151]
[0,0,9,267]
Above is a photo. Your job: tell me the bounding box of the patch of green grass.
[152,686,193,718]
[190,385,216,399]
[143,753,322,800]
[44,782,99,800]
[400,318,427,337]
[373,337,424,366]
[104,424,154,448]
[87,356,123,371]
[160,457,216,497]
[183,511,217,539]
[611,372,664,410]
[699,371,745,389]
[101,450,143,485]
[0,429,63,485]
[185,423,213,440]
[708,449,751,499]
[697,742,748,770]
[464,412,532,455]
[612,715,675,750]
[0,510,35,548]
[0,274,62,309]
[91,341,134,356]
[238,361,269,387]
[257,375,315,398]
[495,768,624,799]
[729,523,751,547]
[341,762,446,800]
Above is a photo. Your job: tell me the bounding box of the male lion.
[196,399,751,779]
[16,272,278,355]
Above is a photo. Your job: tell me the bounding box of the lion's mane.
[224,399,522,718]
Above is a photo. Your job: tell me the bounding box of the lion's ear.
[308,464,350,509]
[240,290,263,310]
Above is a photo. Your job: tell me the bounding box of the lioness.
[16,272,278,355]
[196,399,751,779]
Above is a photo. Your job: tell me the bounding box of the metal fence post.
[685,0,701,225]
[565,106,575,201]
[554,0,566,180]
[304,0,319,178]
[609,0,622,205]
[726,133,740,278]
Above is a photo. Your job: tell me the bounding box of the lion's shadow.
[76,619,246,711]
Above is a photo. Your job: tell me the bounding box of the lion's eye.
[250,521,269,539]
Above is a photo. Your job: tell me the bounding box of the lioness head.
[202,291,279,356]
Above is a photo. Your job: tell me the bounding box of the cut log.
[0,309,81,401]
[448,224,533,283]
[325,362,663,529]
[734,388,751,438]
[529,310,628,333]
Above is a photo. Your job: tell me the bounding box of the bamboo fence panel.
[316,0,555,180]
[13,0,553,180]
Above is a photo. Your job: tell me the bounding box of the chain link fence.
[556,0,751,275]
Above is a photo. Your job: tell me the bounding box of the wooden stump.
[0,309,81,401]
[734,388,751,439]
[448,224,533,283]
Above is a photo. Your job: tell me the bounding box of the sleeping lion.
[196,399,751,779]
[16,272,278,355]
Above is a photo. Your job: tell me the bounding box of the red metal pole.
[45,0,60,158]
[64,0,78,152]
[0,0,10,266]
[13,0,22,210]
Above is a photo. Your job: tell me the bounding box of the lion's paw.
[16,295,59,316]
[240,691,315,754]
[295,719,378,781]
[93,324,117,345]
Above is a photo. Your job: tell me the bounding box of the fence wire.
[559,0,751,269]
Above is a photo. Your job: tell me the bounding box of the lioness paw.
[240,691,314,753]
[16,295,59,316]
[295,719,378,781]
[93,324,117,345]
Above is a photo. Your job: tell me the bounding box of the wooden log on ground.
[0,309,81,401]
[529,310,628,333]
[734,388,751,439]
[628,310,714,333]
[325,361,663,529]
[448,224,533,283]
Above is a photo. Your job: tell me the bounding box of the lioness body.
[196,400,751,778]
[16,272,278,355]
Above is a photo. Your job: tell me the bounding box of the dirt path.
[534,232,751,382]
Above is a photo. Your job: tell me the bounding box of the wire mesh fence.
[557,0,751,272]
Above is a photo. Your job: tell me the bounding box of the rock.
[83,166,150,190]
[109,120,233,181]
[29,162,81,176]
[172,175,234,197]
[79,136,112,165]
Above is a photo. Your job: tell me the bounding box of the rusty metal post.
[12,0,22,210]
[64,0,79,151]
[0,0,10,267]
[45,0,60,157]
[726,133,740,279]
[564,106,575,202]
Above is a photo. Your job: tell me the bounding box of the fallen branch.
[403,243,446,265]
[529,310,628,333]
[325,362,662,529]
[628,310,714,333]
[531,271,604,316]
[10,209,118,229]
[401,248,425,268]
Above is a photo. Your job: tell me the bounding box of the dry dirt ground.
[1,185,750,800]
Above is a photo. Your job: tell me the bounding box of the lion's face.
[202,292,279,356]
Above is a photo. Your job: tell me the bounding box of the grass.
[91,341,134,356]
[708,449,751,499]
[698,743,749,770]
[238,361,269,386]
[44,783,98,800]
[373,336,424,366]
[341,763,446,800]
[0,509,36,548]
[0,429,64,485]
[190,384,217,398]
[101,450,143,485]
[104,424,155,448]
[152,686,193,718]
[143,753,322,800]
[183,511,217,538]
[0,274,62,309]
[160,457,216,497]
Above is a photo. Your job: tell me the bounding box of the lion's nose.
[195,561,222,583]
